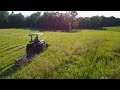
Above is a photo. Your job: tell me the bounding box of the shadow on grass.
[23,28,57,32]
[90,27,107,30]
[3,27,120,32]
[6,27,81,33]
[94,28,107,30]
[0,61,33,79]
[0,63,21,79]
[10,27,120,33]
[22,28,81,33]
[92,27,120,32]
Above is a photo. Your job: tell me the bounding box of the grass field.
[0,27,120,79]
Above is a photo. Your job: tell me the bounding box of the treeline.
[78,16,120,29]
[0,11,120,31]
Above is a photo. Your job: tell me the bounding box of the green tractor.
[26,33,48,58]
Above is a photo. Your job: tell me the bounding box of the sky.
[8,11,120,18]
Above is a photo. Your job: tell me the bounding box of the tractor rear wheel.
[26,44,35,58]
[27,47,35,58]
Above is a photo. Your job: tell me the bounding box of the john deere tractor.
[26,33,48,58]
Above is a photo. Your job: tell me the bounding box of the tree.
[67,11,78,31]
[8,13,25,28]
[24,12,41,28]
[0,11,9,28]
[100,16,108,27]
[89,16,102,28]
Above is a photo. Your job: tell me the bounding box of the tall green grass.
[0,27,120,79]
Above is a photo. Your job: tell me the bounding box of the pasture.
[0,27,120,79]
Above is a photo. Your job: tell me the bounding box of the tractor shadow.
[0,60,33,79]
[0,64,21,78]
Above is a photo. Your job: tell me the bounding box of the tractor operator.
[34,35,40,44]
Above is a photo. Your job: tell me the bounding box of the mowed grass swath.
[0,27,120,79]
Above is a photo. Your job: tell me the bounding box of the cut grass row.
[0,44,26,58]
[0,47,25,72]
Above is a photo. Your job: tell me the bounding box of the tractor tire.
[41,44,46,51]
[26,44,35,58]
[36,44,42,54]
[28,48,35,58]
[46,44,49,48]
[26,44,32,54]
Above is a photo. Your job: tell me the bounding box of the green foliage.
[1,11,120,31]
[0,11,9,28]
[8,13,25,28]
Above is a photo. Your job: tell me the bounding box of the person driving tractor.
[34,35,40,46]
[34,35,39,42]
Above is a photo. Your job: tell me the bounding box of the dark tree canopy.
[8,13,25,28]
[0,11,9,28]
[0,11,120,31]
